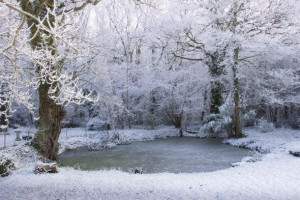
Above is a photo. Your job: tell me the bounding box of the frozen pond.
[58,137,249,173]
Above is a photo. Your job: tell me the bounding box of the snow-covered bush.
[257,119,275,133]
[201,104,235,135]
[242,110,256,127]
[143,113,156,130]
[86,118,109,131]
[0,157,14,177]
[201,114,233,135]
[219,104,234,117]
[201,114,233,134]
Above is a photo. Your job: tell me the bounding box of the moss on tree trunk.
[33,83,64,160]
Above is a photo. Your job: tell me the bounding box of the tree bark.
[231,1,243,138]
[21,0,63,160]
[125,47,132,129]
[233,47,243,138]
[33,83,64,160]
[0,84,8,131]
[0,103,7,130]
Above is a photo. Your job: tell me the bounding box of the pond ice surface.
[58,137,249,173]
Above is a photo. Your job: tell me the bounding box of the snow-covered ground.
[0,127,300,200]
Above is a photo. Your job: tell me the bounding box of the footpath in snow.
[0,126,300,200]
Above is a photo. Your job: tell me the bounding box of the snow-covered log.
[34,163,59,174]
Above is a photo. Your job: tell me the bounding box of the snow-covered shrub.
[86,118,108,131]
[0,157,14,177]
[202,114,225,134]
[201,104,234,135]
[201,114,233,134]
[257,119,275,133]
[242,110,256,127]
[219,103,234,117]
[143,113,156,130]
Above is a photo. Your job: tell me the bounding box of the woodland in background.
[0,0,299,159]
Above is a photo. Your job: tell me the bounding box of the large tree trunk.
[21,0,63,160]
[33,83,64,160]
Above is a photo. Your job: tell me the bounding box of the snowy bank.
[1,150,300,200]
[58,126,180,154]
[224,128,300,154]
[0,127,300,199]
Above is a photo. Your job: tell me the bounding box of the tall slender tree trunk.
[233,47,243,137]
[125,41,132,129]
[232,1,243,138]
[126,53,132,129]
